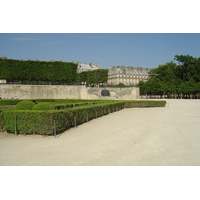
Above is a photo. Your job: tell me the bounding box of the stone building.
[0,55,7,59]
[76,62,100,72]
[107,66,150,86]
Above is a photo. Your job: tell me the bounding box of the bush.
[1,99,166,135]
[1,101,125,135]
[32,103,55,110]
[0,100,22,105]
[2,110,58,135]
[0,111,3,130]
[14,100,36,110]
[124,100,166,108]
[0,59,78,82]
[35,99,56,103]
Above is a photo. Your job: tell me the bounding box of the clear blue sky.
[1,33,200,69]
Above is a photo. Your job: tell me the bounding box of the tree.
[174,55,195,82]
[174,55,200,97]
[140,62,179,97]
[138,57,200,98]
[76,69,108,86]
[138,81,145,95]
[76,71,87,83]
[0,59,78,83]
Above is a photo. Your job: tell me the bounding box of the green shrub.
[124,100,166,108]
[1,101,125,135]
[35,99,56,103]
[0,59,78,82]
[0,100,22,105]
[1,99,166,135]
[32,103,55,110]
[0,105,15,112]
[2,110,56,135]
[14,100,36,110]
[0,111,3,130]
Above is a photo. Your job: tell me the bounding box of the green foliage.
[174,55,196,82]
[0,111,3,130]
[0,105,15,112]
[14,100,36,110]
[1,99,166,135]
[0,100,22,105]
[137,81,145,95]
[138,55,200,97]
[2,110,57,135]
[0,59,78,82]
[117,83,126,87]
[76,71,88,83]
[1,102,124,135]
[124,100,166,108]
[53,102,91,110]
[34,99,56,103]
[76,69,108,85]
[32,103,55,110]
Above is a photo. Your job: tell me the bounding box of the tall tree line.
[0,58,108,85]
[0,59,78,83]
[138,55,200,98]
[76,69,108,86]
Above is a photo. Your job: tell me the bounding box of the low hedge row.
[124,100,166,108]
[0,99,113,106]
[35,99,108,104]
[0,100,22,105]
[1,100,166,135]
[53,103,91,110]
[1,102,125,135]
[52,101,113,110]
[0,111,3,130]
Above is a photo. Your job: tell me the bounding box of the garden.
[0,99,166,136]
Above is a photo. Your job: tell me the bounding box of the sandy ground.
[0,99,200,166]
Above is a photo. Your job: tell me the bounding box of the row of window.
[108,75,148,78]
[109,72,149,75]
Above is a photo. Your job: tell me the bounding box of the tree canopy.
[76,69,108,85]
[0,59,78,83]
[138,55,200,98]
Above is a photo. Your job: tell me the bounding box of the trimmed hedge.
[76,69,108,85]
[0,100,22,105]
[1,101,125,135]
[0,59,78,82]
[32,103,55,110]
[0,111,3,130]
[14,100,36,110]
[2,110,57,135]
[52,101,110,110]
[53,103,89,110]
[35,99,56,103]
[124,100,166,108]
[1,100,166,135]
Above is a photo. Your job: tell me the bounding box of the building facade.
[76,62,100,72]
[0,55,7,59]
[107,66,150,86]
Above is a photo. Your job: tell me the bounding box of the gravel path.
[1,99,200,166]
